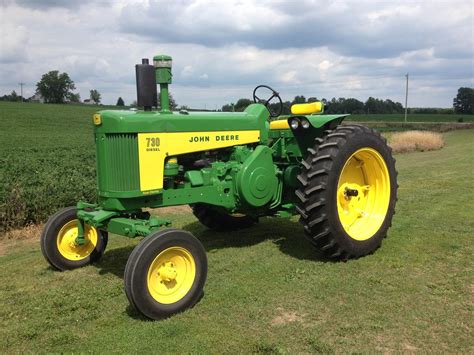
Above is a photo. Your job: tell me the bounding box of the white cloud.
[0,22,29,63]
[0,0,472,107]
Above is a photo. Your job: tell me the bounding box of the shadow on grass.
[95,217,332,280]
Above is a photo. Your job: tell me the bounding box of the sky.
[0,0,473,108]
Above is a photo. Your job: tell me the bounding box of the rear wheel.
[191,203,257,231]
[295,124,397,259]
[124,229,207,320]
[40,206,108,270]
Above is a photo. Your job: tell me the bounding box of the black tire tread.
[124,229,207,320]
[295,124,398,260]
[40,206,107,271]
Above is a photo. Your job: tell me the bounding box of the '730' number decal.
[146,137,160,147]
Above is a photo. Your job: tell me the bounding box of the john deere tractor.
[41,55,397,320]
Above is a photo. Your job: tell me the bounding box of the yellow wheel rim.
[337,148,390,241]
[147,247,196,304]
[56,220,98,261]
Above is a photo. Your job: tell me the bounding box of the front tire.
[124,229,207,320]
[296,124,397,259]
[40,206,108,271]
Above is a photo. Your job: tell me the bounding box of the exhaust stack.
[135,58,157,111]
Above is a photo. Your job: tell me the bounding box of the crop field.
[0,102,473,352]
[1,103,104,231]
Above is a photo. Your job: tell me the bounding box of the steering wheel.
[252,85,283,118]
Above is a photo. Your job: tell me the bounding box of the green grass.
[1,129,473,352]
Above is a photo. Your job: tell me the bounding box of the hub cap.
[337,148,390,241]
[147,247,196,304]
[56,220,98,260]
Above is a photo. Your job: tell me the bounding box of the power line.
[18,82,25,103]
[404,73,409,122]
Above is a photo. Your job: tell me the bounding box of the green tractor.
[41,55,397,319]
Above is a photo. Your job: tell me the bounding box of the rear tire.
[40,206,108,271]
[295,124,397,259]
[124,229,207,320]
[191,203,257,231]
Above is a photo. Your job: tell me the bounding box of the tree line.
[222,96,405,115]
[1,69,472,114]
[0,71,106,105]
[221,89,473,115]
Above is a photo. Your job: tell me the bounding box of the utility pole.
[18,82,25,103]
[404,73,409,122]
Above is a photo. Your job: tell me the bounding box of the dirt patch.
[3,223,43,241]
[271,307,305,326]
[388,131,445,153]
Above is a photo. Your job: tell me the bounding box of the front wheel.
[124,229,207,320]
[296,124,398,259]
[40,206,108,270]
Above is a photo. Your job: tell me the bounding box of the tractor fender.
[290,114,349,158]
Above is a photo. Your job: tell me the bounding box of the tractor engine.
[176,145,280,212]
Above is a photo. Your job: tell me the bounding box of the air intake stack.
[153,55,172,113]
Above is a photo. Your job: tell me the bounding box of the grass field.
[1,122,473,352]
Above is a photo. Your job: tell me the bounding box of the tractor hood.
[94,104,269,135]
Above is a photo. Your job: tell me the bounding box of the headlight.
[290,119,300,129]
[301,118,310,129]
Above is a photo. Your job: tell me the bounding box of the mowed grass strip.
[1,130,473,353]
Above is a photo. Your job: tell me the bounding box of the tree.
[116,97,125,106]
[453,87,474,114]
[292,95,306,104]
[222,103,234,112]
[269,100,291,116]
[341,98,364,114]
[234,98,253,112]
[90,89,101,104]
[36,70,76,103]
[68,92,81,103]
[9,90,19,102]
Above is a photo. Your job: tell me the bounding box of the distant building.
[83,99,95,105]
[29,93,44,103]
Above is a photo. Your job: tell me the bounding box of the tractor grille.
[99,133,140,192]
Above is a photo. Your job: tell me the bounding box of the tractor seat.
[291,102,323,115]
[269,101,325,130]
